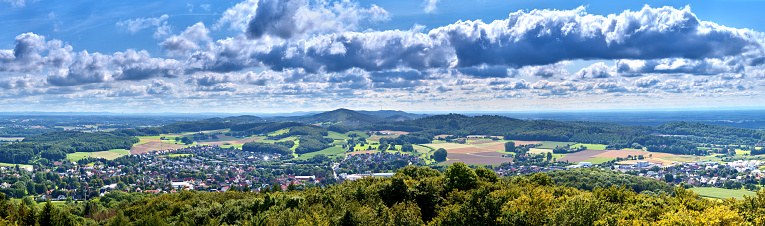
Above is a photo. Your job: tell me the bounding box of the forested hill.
[365,114,695,152]
[0,131,138,164]
[16,164,762,225]
[657,121,765,144]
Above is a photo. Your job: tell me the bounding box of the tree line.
[8,163,765,225]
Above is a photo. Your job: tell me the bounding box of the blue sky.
[2,0,765,113]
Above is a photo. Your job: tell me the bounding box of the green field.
[67,149,129,161]
[536,141,577,149]
[268,129,290,136]
[413,144,432,153]
[0,163,33,171]
[573,143,608,150]
[353,143,379,151]
[295,146,347,160]
[587,157,617,164]
[690,187,757,200]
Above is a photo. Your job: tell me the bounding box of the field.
[296,146,346,160]
[425,141,508,154]
[442,151,513,165]
[535,141,577,149]
[509,141,544,146]
[528,148,552,155]
[130,141,188,154]
[67,149,130,161]
[572,143,608,150]
[593,149,647,158]
[690,187,757,200]
[0,163,33,171]
[199,137,263,146]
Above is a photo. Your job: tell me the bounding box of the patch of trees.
[543,167,673,194]
[241,142,293,156]
[377,131,434,145]
[327,125,350,133]
[0,127,56,137]
[294,136,333,154]
[229,122,316,137]
[0,131,138,164]
[657,121,765,145]
[433,148,447,162]
[369,114,707,155]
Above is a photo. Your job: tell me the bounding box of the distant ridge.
[264,108,428,126]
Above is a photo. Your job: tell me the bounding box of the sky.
[2,0,765,113]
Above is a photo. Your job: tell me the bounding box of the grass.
[67,149,130,161]
[268,129,290,136]
[736,150,751,155]
[413,144,432,153]
[326,131,349,140]
[133,140,151,145]
[587,157,617,164]
[353,143,379,151]
[66,152,92,161]
[572,143,608,150]
[295,146,347,160]
[0,163,33,171]
[536,141,577,149]
[690,187,757,200]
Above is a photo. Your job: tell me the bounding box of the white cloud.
[161,22,212,57]
[424,0,439,14]
[116,14,172,39]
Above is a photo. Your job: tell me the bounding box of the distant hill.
[205,115,264,124]
[265,108,427,127]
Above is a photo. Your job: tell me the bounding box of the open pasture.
[535,141,576,149]
[572,143,608,150]
[691,187,756,200]
[442,151,513,165]
[510,141,544,146]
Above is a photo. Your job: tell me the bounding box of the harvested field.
[200,137,263,146]
[368,135,398,142]
[528,148,552,155]
[347,150,376,155]
[558,156,593,163]
[593,150,648,158]
[618,159,674,165]
[442,151,513,165]
[130,142,187,154]
[423,143,473,150]
[647,152,678,158]
[473,141,507,148]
